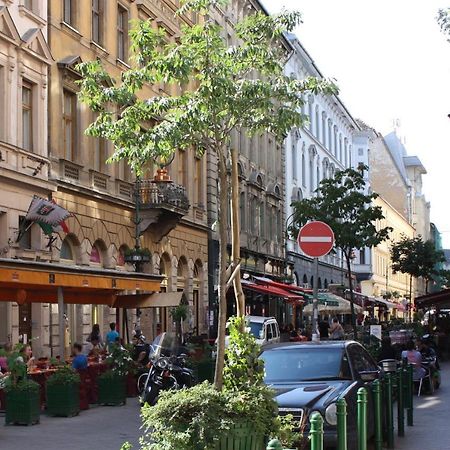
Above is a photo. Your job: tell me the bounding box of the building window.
[339,135,343,161]
[93,136,105,172]
[308,100,313,131]
[309,157,314,192]
[60,239,74,260]
[24,0,33,10]
[194,156,204,206]
[240,192,246,231]
[63,90,77,161]
[117,4,128,61]
[301,153,306,187]
[259,201,265,238]
[316,165,320,190]
[360,249,366,265]
[250,197,258,233]
[92,0,103,45]
[178,149,187,187]
[315,106,320,138]
[22,81,33,152]
[63,0,74,26]
[328,121,332,151]
[18,216,32,250]
[292,143,297,179]
[321,113,326,145]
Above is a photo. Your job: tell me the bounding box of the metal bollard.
[372,380,382,450]
[310,412,324,450]
[406,365,414,426]
[397,368,405,437]
[357,388,368,450]
[336,398,347,450]
[266,439,283,450]
[385,373,394,449]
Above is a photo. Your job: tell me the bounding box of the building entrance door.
[18,303,32,344]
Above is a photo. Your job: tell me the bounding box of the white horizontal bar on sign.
[299,236,332,242]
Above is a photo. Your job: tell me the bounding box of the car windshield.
[262,347,345,382]
[248,322,263,338]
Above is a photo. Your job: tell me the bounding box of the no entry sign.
[297,221,334,258]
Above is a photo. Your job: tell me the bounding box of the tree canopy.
[437,8,450,41]
[391,235,445,292]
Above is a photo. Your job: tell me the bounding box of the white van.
[222,316,281,348]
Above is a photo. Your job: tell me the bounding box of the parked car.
[261,341,381,450]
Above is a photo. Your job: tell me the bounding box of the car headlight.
[325,403,337,426]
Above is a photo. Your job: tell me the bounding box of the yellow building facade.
[360,195,415,314]
[45,0,208,347]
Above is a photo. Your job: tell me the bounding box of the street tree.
[391,236,445,300]
[76,0,337,388]
[290,167,392,336]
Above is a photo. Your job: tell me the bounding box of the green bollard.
[372,380,383,450]
[336,398,347,450]
[357,388,368,450]
[406,365,414,426]
[266,439,283,450]
[310,412,324,450]
[385,373,394,449]
[397,368,404,437]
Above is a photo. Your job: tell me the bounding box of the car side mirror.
[359,370,379,382]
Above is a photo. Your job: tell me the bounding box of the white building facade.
[284,34,360,292]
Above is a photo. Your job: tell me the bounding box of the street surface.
[0,400,142,450]
[1,366,449,450]
[392,363,449,450]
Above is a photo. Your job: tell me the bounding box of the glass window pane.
[22,110,31,150]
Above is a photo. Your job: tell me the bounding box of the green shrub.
[47,365,80,386]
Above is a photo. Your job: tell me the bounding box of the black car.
[261,340,381,450]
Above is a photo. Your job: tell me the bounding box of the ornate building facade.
[284,34,360,290]
[0,1,53,354]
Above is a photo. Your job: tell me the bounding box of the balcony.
[139,174,190,243]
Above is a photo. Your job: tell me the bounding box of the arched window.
[310,276,314,287]
[334,127,338,156]
[240,192,246,231]
[301,153,306,187]
[344,139,348,167]
[90,239,106,265]
[324,279,328,288]
[328,121,332,151]
[303,274,308,284]
[60,238,73,260]
[309,156,314,192]
[292,143,297,179]
[316,164,320,190]
[250,197,258,233]
[318,277,322,289]
[117,244,129,266]
[339,135,343,161]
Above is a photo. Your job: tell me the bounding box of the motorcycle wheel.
[141,384,160,406]
[137,373,148,394]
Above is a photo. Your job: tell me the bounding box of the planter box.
[98,375,126,406]
[215,422,264,450]
[46,383,80,417]
[126,373,138,398]
[5,388,40,425]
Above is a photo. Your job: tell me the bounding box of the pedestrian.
[329,318,344,340]
[318,316,329,339]
[106,322,119,352]
[71,343,88,370]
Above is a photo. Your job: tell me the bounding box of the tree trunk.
[409,275,413,323]
[345,252,358,337]
[214,148,229,390]
[230,147,245,320]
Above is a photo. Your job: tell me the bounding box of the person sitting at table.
[84,336,102,357]
[402,340,426,378]
[17,344,35,370]
[106,322,119,352]
[72,343,88,370]
[87,324,103,347]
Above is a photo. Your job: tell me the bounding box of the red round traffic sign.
[297,221,335,258]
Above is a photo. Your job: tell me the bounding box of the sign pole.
[312,257,319,341]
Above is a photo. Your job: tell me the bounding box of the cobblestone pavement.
[0,399,142,450]
[390,362,449,450]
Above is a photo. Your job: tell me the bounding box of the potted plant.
[97,344,132,406]
[4,346,40,425]
[46,364,80,417]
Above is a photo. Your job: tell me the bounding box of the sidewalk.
[390,363,449,450]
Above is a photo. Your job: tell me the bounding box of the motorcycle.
[139,353,194,405]
[139,333,194,406]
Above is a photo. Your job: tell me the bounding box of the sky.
[262,0,450,247]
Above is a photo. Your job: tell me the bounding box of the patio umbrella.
[303,293,363,316]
